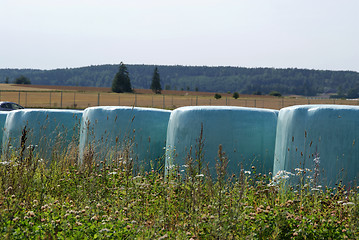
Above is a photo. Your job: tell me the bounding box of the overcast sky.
[1,0,358,72]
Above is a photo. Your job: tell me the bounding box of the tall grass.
[0,128,358,239]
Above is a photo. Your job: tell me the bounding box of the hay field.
[0,84,356,110]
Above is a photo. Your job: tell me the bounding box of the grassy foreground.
[0,143,358,240]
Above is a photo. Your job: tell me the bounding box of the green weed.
[0,129,358,239]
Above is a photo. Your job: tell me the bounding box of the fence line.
[0,90,357,110]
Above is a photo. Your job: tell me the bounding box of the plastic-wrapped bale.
[2,109,82,161]
[273,105,359,187]
[165,106,278,177]
[0,112,8,152]
[78,106,171,172]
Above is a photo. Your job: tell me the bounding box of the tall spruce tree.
[112,62,132,93]
[151,67,162,94]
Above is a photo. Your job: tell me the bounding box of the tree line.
[1,64,359,97]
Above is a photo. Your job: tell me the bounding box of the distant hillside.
[1,64,359,97]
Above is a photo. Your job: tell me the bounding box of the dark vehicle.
[0,101,24,111]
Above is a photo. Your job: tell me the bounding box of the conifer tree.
[112,62,132,93]
[151,67,162,94]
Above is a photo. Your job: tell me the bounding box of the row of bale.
[0,105,358,187]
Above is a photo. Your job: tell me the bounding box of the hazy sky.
[1,0,358,71]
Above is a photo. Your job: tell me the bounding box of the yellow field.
[0,84,356,110]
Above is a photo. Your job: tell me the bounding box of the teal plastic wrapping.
[2,109,82,161]
[273,105,359,187]
[165,106,278,177]
[0,112,8,153]
[78,106,171,172]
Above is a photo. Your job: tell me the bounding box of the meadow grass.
[0,130,358,239]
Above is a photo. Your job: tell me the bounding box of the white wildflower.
[343,202,355,206]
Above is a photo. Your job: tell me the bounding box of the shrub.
[14,75,31,84]
[232,92,239,99]
[269,91,282,97]
[214,93,222,99]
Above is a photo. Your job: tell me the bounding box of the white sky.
[0,0,358,71]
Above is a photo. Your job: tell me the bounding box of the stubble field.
[0,84,355,110]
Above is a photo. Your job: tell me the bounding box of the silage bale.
[273,105,359,187]
[165,106,278,177]
[78,106,171,172]
[2,109,82,161]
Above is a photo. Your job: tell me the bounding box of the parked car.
[0,101,24,111]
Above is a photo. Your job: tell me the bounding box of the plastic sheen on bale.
[165,106,278,177]
[0,112,8,152]
[78,106,171,173]
[2,109,82,161]
[273,105,359,187]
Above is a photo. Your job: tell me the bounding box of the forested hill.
[1,64,359,96]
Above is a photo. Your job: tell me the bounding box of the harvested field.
[0,84,357,110]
